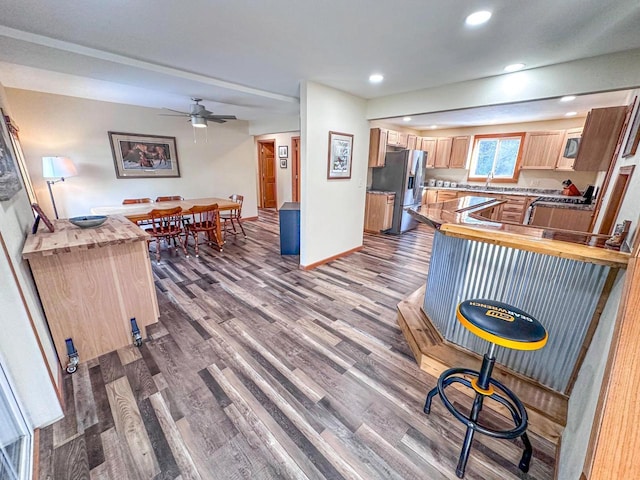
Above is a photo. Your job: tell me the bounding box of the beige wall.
[300,81,368,267]
[0,82,62,428]
[5,89,258,219]
[254,132,300,207]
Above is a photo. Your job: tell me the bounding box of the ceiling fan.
[161,98,237,127]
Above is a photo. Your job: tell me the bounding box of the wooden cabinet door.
[364,193,395,232]
[387,129,399,146]
[449,136,470,169]
[368,128,387,167]
[435,190,457,203]
[407,135,417,150]
[574,106,627,171]
[415,137,423,151]
[397,132,409,148]
[434,137,453,168]
[556,128,583,170]
[423,189,437,205]
[422,138,437,168]
[530,206,594,231]
[521,131,564,169]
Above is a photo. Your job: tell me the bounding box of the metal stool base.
[424,366,532,478]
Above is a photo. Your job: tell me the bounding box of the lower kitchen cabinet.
[364,192,395,232]
[530,206,594,231]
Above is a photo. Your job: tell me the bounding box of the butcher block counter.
[23,215,159,370]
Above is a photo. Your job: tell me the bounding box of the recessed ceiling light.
[369,73,384,83]
[565,111,578,117]
[465,11,492,26]
[430,125,438,129]
[403,117,411,122]
[560,95,576,102]
[504,63,525,73]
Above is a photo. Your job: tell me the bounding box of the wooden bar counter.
[401,197,629,443]
[23,215,159,369]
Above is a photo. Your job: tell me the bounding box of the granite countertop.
[367,190,396,195]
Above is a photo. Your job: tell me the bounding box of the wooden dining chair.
[183,204,223,256]
[122,198,153,205]
[145,206,188,263]
[155,196,184,202]
[220,194,246,239]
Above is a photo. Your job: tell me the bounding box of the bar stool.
[424,299,547,478]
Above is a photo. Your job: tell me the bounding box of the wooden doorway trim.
[291,136,300,203]
[257,140,277,208]
[598,165,634,236]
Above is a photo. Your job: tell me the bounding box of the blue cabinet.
[279,202,300,255]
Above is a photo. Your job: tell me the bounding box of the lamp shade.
[42,157,77,178]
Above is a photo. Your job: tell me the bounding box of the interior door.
[258,141,277,208]
[291,136,300,202]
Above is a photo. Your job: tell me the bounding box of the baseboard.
[300,245,363,270]
[32,428,40,480]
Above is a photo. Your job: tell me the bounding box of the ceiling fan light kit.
[163,98,238,129]
[191,116,207,128]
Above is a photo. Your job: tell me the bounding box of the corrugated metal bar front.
[423,231,610,392]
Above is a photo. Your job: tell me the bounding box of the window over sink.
[468,133,525,183]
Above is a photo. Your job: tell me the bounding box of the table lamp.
[42,156,77,219]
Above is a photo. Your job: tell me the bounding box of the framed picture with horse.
[108,132,180,178]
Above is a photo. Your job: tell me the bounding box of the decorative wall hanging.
[327,131,353,179]
[109,132,180,178]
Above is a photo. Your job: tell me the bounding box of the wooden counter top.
[22,215,150,259]
[408,197,630,268]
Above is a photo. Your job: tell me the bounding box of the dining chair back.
[123,198,152,205]
[155,196,184,202]
[184,204,223,256]
[145,206,188,263]
[221,194,246,239]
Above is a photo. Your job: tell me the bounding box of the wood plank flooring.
[38,209,555,480]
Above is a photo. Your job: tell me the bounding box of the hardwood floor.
[38,209,555,480]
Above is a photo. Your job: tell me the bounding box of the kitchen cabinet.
[415,137,423,151]
[368,127,388,167]
[573,106,627,171]
[520,130,564,169]
[364,192,395,232]
[500,196,533,223]
[279,202,300,254]
[387,129,399,146]
[556,128,583,170]
[422,137,437,168]
[387,129,409,148]
[407,134,417,150]
[530,206,594,231]
[422,188,438,205]
[435,190,457,203]
[449,136,470,169]
[434,137,453,168]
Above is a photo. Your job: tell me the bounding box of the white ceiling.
[0,0,639,122]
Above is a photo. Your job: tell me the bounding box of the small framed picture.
[327,131,353,179]
[278,145,288,158]
[31,203,55,233]
[280,158,287,168]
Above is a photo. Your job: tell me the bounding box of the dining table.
[91,197,240,244]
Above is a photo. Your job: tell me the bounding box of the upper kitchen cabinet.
[520,130,564,169]
[387,129,408,148]
[407,134,417,150]
[449,136,471,169]
[414,136,423,151]
[422,137,437,168]
[556,128,583,171]
[368,128,388,167]
[573,106,627,171]
[434,137,453,168]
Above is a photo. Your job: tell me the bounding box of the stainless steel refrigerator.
[370,150,426,234]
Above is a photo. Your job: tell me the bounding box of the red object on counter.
[562,183,581,196]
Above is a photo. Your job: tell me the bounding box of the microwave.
[562,128,582,159]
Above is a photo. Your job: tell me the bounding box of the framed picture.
[0,110,23,201]
[280,158,287,168]
[2,110,36,204]
[622,99,640,158]
[327,131,353,179]
[108,132,180,178]
[31,203,54,233]
[278,145,288,158]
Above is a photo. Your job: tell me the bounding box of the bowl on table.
[69,215,107,228]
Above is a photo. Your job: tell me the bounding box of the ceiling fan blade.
[163,108,189,114]
[207,118,227,124]
[159,113,188,117]
[205,115,237,120]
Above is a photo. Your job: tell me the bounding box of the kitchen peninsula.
[400,197,628,443]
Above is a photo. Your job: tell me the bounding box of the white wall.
[5,89,258,219]
[367,48,640,120]
[300,81,368,267]
[0,82,62,428]
[254,132,300,207]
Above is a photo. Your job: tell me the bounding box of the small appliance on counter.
[428,179,436,187]
[562,179,581,197]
